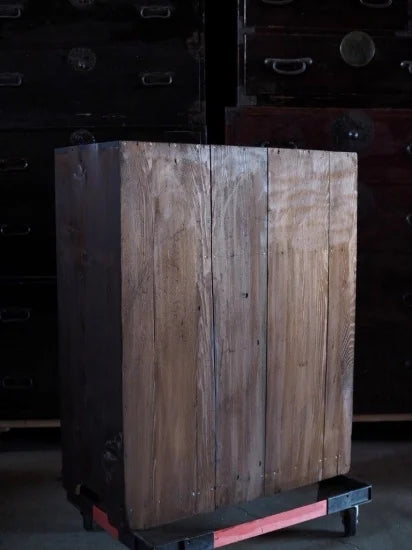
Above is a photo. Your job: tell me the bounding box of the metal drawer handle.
[0,307,31,323]
[407,143,412,154]
[2,375,33,390]
[0,4,22,18]
[402,293,412,307]
[406,213,412,226]
[141,72,173,86]
[401,61,412,74]
[0,223,31,236]
[0,72,23,87]
[0,157,29,172]
[264,57,313,76]
[360,0,392,7]
[348,130,360,140]
[139,6,172,18]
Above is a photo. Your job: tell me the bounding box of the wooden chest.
[55,141,357,530]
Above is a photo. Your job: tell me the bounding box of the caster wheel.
[342,506,358,537]
[82,513,94,531]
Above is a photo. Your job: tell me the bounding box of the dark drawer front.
[244,33,412,105]
[0,43,202,127]
[358,184,412,253]
[0,184,55,277]
[356,253,412,325]
[226,107,412,184]
[0,279,58,419]
[354,323,412,414]
[244,0,408,32]
[0,0,202,45]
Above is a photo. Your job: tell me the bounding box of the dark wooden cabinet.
[242,0,409,32]
[241,33,412,106]
[0,1,206,421]
[0,279,58,419]
[226,107,412,182]
[226,105,412,414]
[0,42,203,127]
[354,323,412,414]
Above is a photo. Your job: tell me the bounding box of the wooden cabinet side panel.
[120,142,215,529]
[265,149,329,493]
[211,145,268,507]
[323,152,357,477]
[55,144,124,525]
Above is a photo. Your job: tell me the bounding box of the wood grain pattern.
[120,142,215,529]
[211,145,267,507]
[323,152,357,478]
[265,149,330,493]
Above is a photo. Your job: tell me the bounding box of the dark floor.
[0,431,411,549]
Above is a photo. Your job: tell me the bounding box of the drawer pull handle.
[0,223,31,236]
[2,375,33,390]
[348,130,360,140]
[0,4,22,18]
[0,72,23,87]
[402,293,412,307]
[0,157,28,172]
[401,60,412,74]
[141,72,173,86]
[406,143,412,154]
[139,6,172,18]
[0,307,31,323]
[264,57,313,76]
[360,0,392,7]
[406,213,412,226]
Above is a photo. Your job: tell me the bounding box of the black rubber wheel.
[342,507,358,537]
[82,513,94,532]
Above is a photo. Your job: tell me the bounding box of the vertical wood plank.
[55,144,125,524]
[120,142,215,529]
[265,149,330,493]
[323,152,357,478]
[212,145,267,507]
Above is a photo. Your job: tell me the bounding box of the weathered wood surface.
[265,149,330,493]
[323,152,358,478]
[55,143,357,531]
[211,145,267,507]
[120,143,215,529]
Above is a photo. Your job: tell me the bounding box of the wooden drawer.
[243,33,412,105]
[243,0,408,32]
[226,107,412,184]
[0,184,55,276]
[0,279,58,419]
[356,253,412,325]
[358,183,412,253]
[0,43,202,127]
[354,322,412,414]
[0,0,202,46]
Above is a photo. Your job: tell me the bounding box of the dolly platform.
[69,475,371,549]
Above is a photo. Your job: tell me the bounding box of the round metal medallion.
[340,31,376,67]
[68,48,97,72]
[69,129,96,145]
[332,110,374,154]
